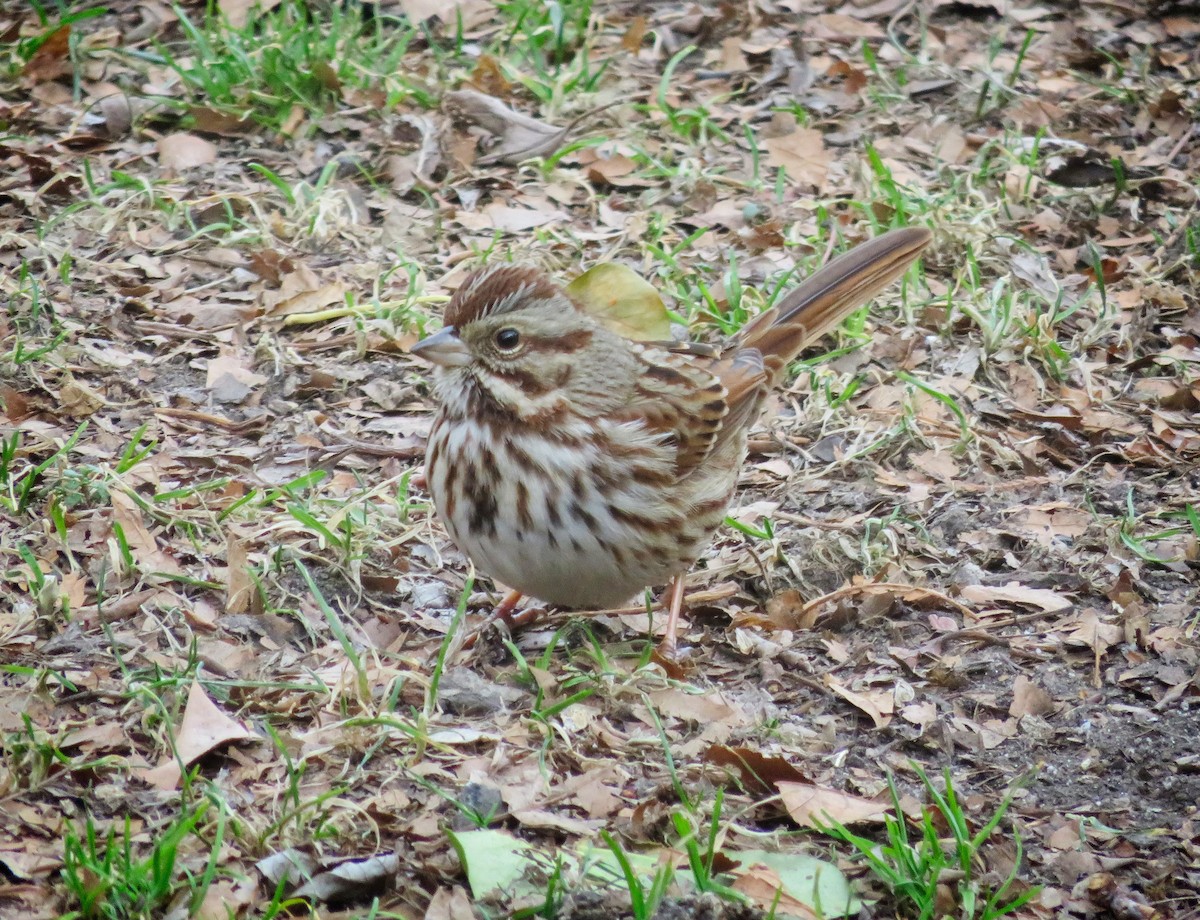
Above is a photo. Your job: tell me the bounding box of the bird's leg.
[493,588,523,626]
[657,575,687,657]
[461,589,528,652]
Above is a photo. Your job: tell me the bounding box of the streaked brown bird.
[411,227,932,653]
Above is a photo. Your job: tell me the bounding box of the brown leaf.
[205,353,268,404]
[142,682,253,789]
[705,745,809,795]
[1009,675,1056,718]
[959,582,1073,613]
[156,133,217,170]
[189,106,255,136]
[58,377,106,417]
[112,491,183,576]
[731,864,820,920]
[621,16,648,52]
[425,886,475,920]
[778,781,888,828]
[22,26,71,84]
[764,588,821,630]
[218,0,282,28]
[444,89,568,165]
[262,265,348,317]
[806,13,885,41]
[648,688,745,726]
[468,54,512,98]
[0,385,31,422]
[225,531,254,614]
[824,675,894,728]
[762,129,829,192]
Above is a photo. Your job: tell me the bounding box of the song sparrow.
[411,227,932,652]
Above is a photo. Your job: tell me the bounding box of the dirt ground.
[0,1,1198,918]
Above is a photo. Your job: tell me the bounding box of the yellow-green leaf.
[566,262,671,342]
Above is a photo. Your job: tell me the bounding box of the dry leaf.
[218,0,282,28]
[1009,675,1056,718]
[705,745,809,794]
[824,675,894,728]
[262,265,348,317]
[444,89,568,165]
[142,681,253,789]
[648,688,744,725]
[156,133,217,170]
[225,530,254,614]
[731,864,820,920]
[22,26,71,83]
[425,885,475,920]
[763,129,829,191]
[778,781,888,828]
[112,491,183,575]
[205,353,268,404]
[621,16,648,52]
[960,582,1072,613]
[59,377,106,417]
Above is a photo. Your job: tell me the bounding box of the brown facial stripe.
[426,425,443,473]
[692,495,730,518]
[477,443,500,484]
[485,365,556,397]
[544,480,563,528]
[465,380,569,429]
[444,265,565,326]
[524,329,593,353]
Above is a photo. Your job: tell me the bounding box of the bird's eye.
[494,328,521,351]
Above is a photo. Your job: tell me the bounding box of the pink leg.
[461,589,525,652]
[658,575,687,657]
[494,589,522,624]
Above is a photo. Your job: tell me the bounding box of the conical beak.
[410,326,471,367]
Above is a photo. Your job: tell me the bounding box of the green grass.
[820,764,1040,920]
[61,796,227,920]
[156,0,433,132]
[492,0,607,105]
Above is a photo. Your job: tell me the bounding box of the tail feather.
[740,227,932,384]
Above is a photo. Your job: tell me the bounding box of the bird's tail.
[740,226,932,383]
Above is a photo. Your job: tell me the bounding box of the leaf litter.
[0,1,1199,918]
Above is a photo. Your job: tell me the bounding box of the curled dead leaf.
[444,89,568,165]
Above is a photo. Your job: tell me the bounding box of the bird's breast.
[423,413,734,607]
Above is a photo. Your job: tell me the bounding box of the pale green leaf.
[566,262,671,341]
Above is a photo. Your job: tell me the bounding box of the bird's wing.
[610,344,734,477]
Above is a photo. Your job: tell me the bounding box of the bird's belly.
[426,417,730,609]
[469,525,644,609]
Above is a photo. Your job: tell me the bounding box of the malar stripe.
[488,366,556,397]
